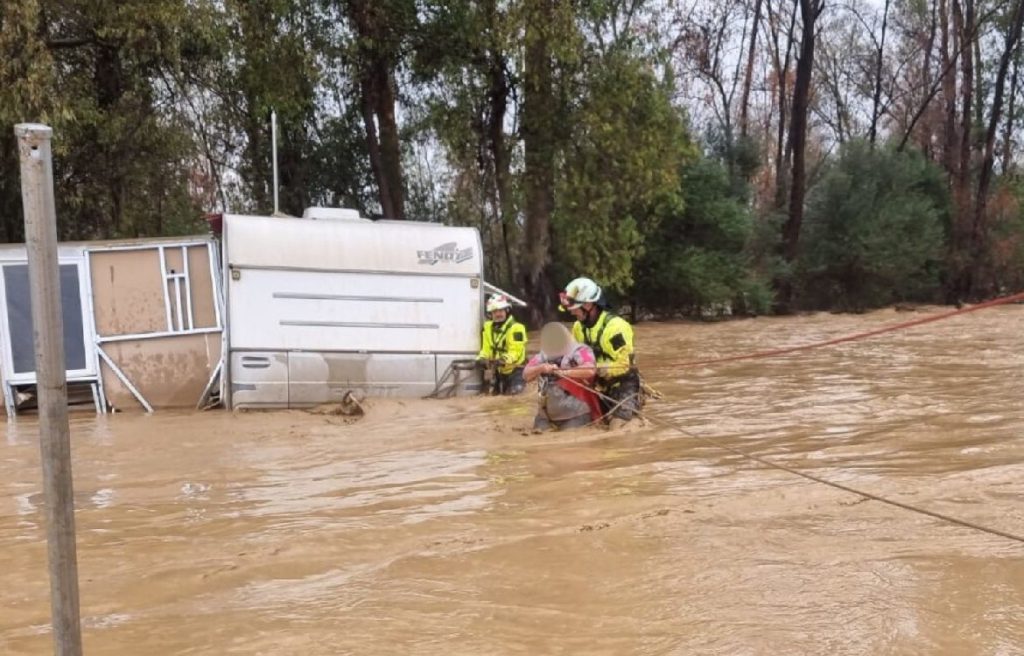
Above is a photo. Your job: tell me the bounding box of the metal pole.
[15,123,84,656]
[271,109,279,215]
[483,282,529,307]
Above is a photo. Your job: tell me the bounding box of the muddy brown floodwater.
[2,307,1024,655]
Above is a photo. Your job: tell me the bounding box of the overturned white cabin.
[221,210,484,408]
[0,236,224,415]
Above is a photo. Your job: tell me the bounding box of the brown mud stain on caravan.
[100,334,221,408]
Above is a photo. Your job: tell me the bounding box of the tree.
[0,0,58,241]
[3,0,1023,320]
[798,142,947,310]
[5,0,210,239]
[1000,38,1021,173]
[777,0,824,309]
[520,0,562,323]
[553,49,692,295]
[634,156,769,317]
[217,0,322,217]
[869,0,893,146]
[672,0,745,143]
[740,0,765,138]
[767,0,800,211]
[342,0,414,219]
[970,0,1024,292]
[813,8,869,144]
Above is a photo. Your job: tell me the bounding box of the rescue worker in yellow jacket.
[477,294,528,395]
[560,277,640,425]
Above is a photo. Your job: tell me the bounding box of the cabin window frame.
[0,258,98,384]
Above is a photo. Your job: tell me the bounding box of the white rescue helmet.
[486,294,513,314]
[561,277,602,310]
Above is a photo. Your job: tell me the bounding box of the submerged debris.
[307,391,366,420]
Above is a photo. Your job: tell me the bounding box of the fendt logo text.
[417,242,474,265]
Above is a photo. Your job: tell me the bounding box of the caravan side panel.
[229,269,480,353]
[288,352,438,403]
[230,351,288,408]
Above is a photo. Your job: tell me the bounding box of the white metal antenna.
[271,109,279,215]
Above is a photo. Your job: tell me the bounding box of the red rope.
[667,291,1024,369]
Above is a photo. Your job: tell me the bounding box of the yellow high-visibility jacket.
[572,311,634,379]
[478,318,528,375]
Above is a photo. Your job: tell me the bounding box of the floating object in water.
[308,391,366,419]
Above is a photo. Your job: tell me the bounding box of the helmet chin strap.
[582,304,601,328]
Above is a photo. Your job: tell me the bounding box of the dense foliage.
[2,0,1024,321]
[797,143,948,310]
[634,157,769,317]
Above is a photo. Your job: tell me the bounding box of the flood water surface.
[2,307,1023,654]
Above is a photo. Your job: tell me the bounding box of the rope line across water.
[544,291,1024,378]
[642,410,1024,546]
[670,290,1024,369]
[554,372,1024,546]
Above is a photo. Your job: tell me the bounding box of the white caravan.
[221,210,485,408]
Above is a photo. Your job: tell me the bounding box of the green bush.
[796,142,948,310]
[633,157,769,317]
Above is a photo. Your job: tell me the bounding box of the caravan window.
[2,263,88,375]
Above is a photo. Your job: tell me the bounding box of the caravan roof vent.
[302,207,367,222]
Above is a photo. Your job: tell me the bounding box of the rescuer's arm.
[477,324,493,361]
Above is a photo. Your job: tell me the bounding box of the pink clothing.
[527,343,596,379]
[529,344,602,423]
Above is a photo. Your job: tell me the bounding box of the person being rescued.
[560,277,642,428]
[523,322,603,431]
[477,294,528,395]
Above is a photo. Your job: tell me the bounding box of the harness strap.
[583,312,617,361]
[491,318,518,353]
